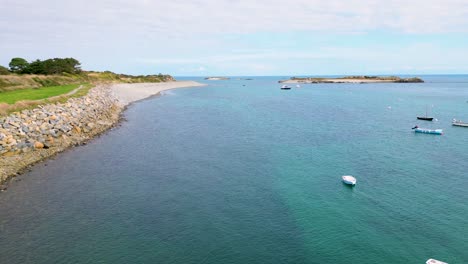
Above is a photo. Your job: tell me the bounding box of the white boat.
[281,85,291,90]
[452,119,468,127]
[296,84,301,88]
[426,258,448,264]
[342,175,356,185]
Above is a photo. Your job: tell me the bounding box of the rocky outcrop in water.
[204,77,230,80]
[279,76,424,84]
[0,85,123,184]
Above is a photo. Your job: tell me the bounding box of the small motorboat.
[452,119,468,127]
[412,126,443,135]
[342,175,356,185]
[281,85,291,90]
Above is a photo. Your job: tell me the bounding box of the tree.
[64,58,81,73]
[23,59,46,74]
[9,57,29,73]
[39,58,81,75]
[7,57,82,75]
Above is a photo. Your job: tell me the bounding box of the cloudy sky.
[1,0,468,76]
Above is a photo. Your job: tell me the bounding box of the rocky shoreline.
[0,81,205,189]
[0,85,123,188]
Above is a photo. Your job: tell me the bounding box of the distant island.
[204,77,230,80]
[279,76,424,84]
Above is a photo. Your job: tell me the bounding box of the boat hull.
[452,122,468,127]
[426,259,448,264]
[417,117,433,121]
[342,175,356,185]
[414,128,443,135]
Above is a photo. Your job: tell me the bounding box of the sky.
[1,0,468,76]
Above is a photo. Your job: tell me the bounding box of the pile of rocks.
[0,85,122,156]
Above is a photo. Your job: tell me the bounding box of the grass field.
[0,84,80,104]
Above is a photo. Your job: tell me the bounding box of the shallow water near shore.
[1,76,467,263]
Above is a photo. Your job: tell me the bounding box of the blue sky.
[1,0,468,76]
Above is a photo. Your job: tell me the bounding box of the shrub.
[0,65,10,75]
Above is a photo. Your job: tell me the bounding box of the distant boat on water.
[452,119,468,127]
[417,116,433,121]
[412,126,443,135]
[342,175,356,186]
[417,105,433,121]
[281,85,291,90]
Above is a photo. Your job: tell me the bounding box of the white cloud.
[1,0,468,39]
[1,0,468,74]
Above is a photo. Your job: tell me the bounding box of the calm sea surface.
[1,76,467,263]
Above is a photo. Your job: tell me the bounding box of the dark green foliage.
[9,58,29,73]
[0,66,10,75]
[10,57,81,75]
[40,58,81,75]
[23,60,46,74]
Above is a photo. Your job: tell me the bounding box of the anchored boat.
[281,85,291,90]
[452,119,468,127]
[412,126,443,135]
[417,105,433,121]
[417,116,434,121]
[342,175,356,186]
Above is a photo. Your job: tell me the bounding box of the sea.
[0,75,467,264]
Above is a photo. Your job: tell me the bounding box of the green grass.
[0,84,80,104]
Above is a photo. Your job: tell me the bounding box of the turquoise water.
[0,76,467,263]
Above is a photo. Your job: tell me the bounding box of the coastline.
[0,81,205,188]
[111,81,205,106]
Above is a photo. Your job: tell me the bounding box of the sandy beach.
[112,81,205,106]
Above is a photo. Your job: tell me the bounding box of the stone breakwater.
[0,81,205,187]
[0,85,123,185]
